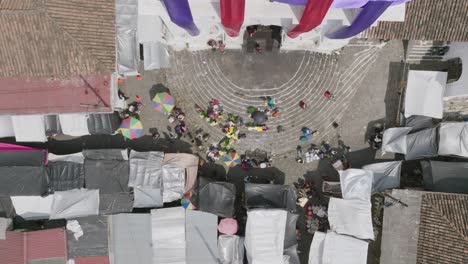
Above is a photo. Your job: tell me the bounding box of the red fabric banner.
[287,0,334,38]
[221,0,245,37]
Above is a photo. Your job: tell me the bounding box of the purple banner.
[162,0,200,36]
[326,1,392,39]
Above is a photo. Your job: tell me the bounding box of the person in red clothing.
[324,90,335,100]
[299,100,307,109]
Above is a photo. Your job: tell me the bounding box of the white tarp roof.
[128,151,164,187]
[362,161,402,192]
[186,210,219,264]
[143,42,171,70]
[328,198,374,240]
[339,169,373,201]
[11,195,54,220]
[133,187,163,208]
[151,207,186,264]
[117,0,139,75]
[309,232,368,264]
[382,127,412,155]
[404,70,447,119]
[0,116,14,138]
[218,235,244,264]
[11,115,47,142]
[58,114,90,136]
[162,166,185,203]
[438,122,468,157]
[49,189,99,219]
[245,209,287,264]
[48,152,85,164]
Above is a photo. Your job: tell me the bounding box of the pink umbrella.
[218,218,238,235]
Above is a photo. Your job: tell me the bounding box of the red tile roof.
[0,228,67,264]
[72,256,110,264]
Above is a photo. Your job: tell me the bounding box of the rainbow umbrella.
[119,117,143,139]
[224,151,240,167]
[181,192,196,210]
[152,92,175,113]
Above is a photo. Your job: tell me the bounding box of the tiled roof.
[0,0,115,78]
[363,0,468,42]
[416,193,468,264]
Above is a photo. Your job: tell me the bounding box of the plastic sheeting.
[328,197,374,240]
[99,193,133,215]
[0,115,14,138]
[339,169,373,201]
[67,216,108,258]
[49,153,85,164]
[0,218,12,240]
[287,0,334,38]
[404,71,447,119]
[110,214,152,264]
[0,166,48,196]
[84,150,130,194]
[11,115,47,142]
[162,153,199,192]
[162,166,185,203]
[0,197,14,218]
[382,127,412,155]
[59,114,90,137]
[326,1,392,39]
[128,151,164,187]
[309,231,368,264]
[133,187,163,208]
[438,122,468,158]
[48,161,85,192]
[403,115,435,133]
[218,235,244,264]
[0,148,47,166]
[186,210,219,264]
[284,213,300,264]
[11,195,53,220]
[405,127,438,160]
[245,184,297,212]
[116,0,139,75]
[87,113,120,135]
[162,0,199,36]
[50,189,99,220]
[143,42,171,70]
[421,161,468,194]
[197,182,236,218]
[220,0,245,37]
[362,161,402,192]
[44,115,62,136]
[151,207,186,264]
[245,209,287,264]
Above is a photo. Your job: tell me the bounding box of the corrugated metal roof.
[109,214,153,264]
[72,256,110,264]
[0,228,67,264]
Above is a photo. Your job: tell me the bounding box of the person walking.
[324,90,335,100]
[299,100,307,109]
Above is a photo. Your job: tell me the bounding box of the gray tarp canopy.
[421,160,468,194]
[245,184,297,212]
[44,115,62,136]
[0,151,46,167]
[405,127,438,160]
[0,197,14,218]
[0,167,48,196]
[129,151,164,208]
[99,193,133,215]
[284,213,300,264]
[403,115,436,133]
[83,149,130,194]
[67,216,108,258]
[87,113,121,135]
[195,179,237,218]
[48,161,85,192]
[186,210,219,264]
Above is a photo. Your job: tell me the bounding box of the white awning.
[362,161,402,192]
[339,169,373,201]
[328,198,374,240]
[11,115,47,142]
[404,70,447,119]
[59,114,90,137]
[438,122,468,157]
[382,127,412,155]
[309,231,368,264]
[11,195,53,220]
[49,189,99,219]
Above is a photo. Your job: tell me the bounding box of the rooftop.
[363,0,468,42]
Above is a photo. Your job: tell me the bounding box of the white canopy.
[11,195,53,220]
[143,42,171,70]
[404,70,447,119]
[327,198,374,240]
[339,169,373,201]
[362,161,402,192]
[382,127,412,155]
[11,115,47,142]
[245,209,287,264]
[49,189,99,219]
[151,207,186,264]
[438,122,468,157]
[309,232,368,264]
[186,210,219,263]
[219,235,244,264]
[58,114,90,136]
[0,116,14,138]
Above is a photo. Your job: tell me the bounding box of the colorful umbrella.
[224,151,240,167]
[152,92,175,113]
[181,192,196,210]
[119,117,143,139]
